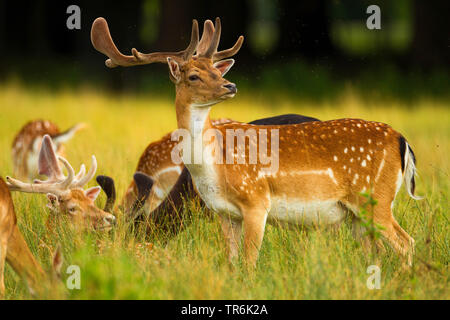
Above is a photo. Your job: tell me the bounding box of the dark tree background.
[0,0,448,99]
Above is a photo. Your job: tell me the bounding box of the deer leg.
[352,215,386,259]
[242,208,268,268]
[0,239,7,298]
[373,204,415,266]
[218,215,242,263]
[388,219,415,266]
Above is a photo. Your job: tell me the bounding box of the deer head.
[6,135,116,231]
[91,17,243,107]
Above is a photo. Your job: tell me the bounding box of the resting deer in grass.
[92,17,421,267]
[12,120,85,182]
[0,177,63,298]
[7,135,116,231]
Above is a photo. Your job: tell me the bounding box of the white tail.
[404,142,423,200]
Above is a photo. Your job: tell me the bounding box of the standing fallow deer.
[92,17,422,267]
[7,135,116,231]
[0,177,63,298]
[117,18,320,219]
[12,120,85,182]
[128,114,321,231]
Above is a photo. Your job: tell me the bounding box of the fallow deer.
[117,18,320,219]
[0,177,63,298]
[12,120,85,182]
[7,135,116,231]
[129,114,321,232]
[92,17,422,267]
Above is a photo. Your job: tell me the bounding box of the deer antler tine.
[213,35,244,61]
[75,164,86,181]
[5,176,61,194]
[58,156,75,189]
[91,17,138,68]
[73,156,97,188]
[7,177,34,192]
[204,17,221,58]
[196,20,215,56]
[5,176,25,191]
[183,19,199,61]
[92,17,202,67]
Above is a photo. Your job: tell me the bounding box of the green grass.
[0,81,448,299]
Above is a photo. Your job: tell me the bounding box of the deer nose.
[223,83,237,93]
[104,215,116,226]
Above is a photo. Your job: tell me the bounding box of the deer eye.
[68,207,77,215]
[188,75,200,81]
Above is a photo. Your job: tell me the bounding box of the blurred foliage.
[140,0,161,46]
[0,0,448,104]
[2,59,448,105]
[330,0,413,55]
[247,0,279,55]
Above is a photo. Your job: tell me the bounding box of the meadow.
[0,81,448,299]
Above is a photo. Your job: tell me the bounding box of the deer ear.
[213,59,235,76]
[52,244,64,278]
[129,172,154,219]
[85,186,101,201]
[167,57,181,83]
[46,193,59,211]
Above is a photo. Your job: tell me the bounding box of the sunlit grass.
[0,81,448,299]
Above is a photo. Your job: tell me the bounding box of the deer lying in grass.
[92,17,421,267]
[7,135,116,231]
[0,177,63,298]
[12,120,85,182]
[122,115,319,220]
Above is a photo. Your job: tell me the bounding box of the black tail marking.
[399,135,417,195]
[399,136,407,173]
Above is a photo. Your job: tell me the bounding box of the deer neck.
[175,94,216,172]
[175,94,213,134]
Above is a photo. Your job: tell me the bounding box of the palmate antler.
[91,17,243,67]
[6,135,97,195]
